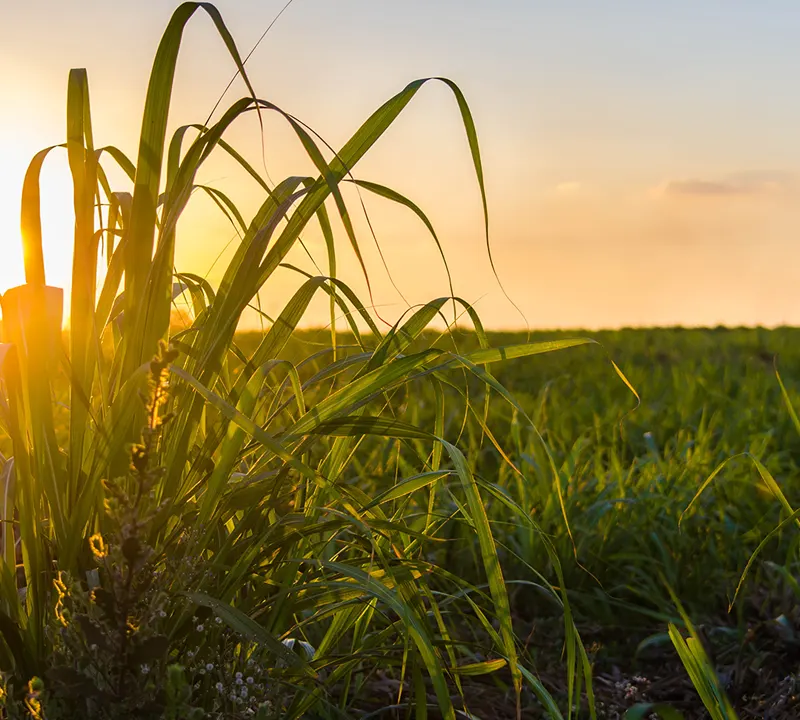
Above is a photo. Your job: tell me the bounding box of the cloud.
[665,180,745,196]
[661,171,794,198]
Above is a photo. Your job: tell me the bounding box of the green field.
[1,4,798,718]
[254,326,800,717]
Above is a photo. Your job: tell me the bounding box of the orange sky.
[2,1,800,329]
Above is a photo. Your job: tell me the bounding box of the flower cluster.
[53,572,70,628]
[177,616,281,717]
[36,344,208,718]
[24,677,45,720]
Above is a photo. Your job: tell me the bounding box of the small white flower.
[246,676,254,685]
[215,616,223,625]
[187,650,194,658]
[230,693,238,702]
[196,624,204,632]
[158,610,167,618]
[240,686,248,699]
[235,671,243,680]
[206,663,214,672]
[236,677,243,685]
[141,664,150,674]
[216,682,224,692]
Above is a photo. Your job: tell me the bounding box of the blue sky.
[2,0,800,328]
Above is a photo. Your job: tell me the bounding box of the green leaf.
[624,704,685,720]
[452,658,507,676]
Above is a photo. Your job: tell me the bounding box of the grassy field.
[1,3,798,718]
[248,326,800,717]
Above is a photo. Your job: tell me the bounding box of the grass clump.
[0,2,602,717]
[8,3,795,717]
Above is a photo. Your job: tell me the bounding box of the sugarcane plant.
[0,3,599,717]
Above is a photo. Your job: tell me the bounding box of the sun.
[0,137,76,299]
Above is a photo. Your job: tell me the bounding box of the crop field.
[7,322,799,717]
[1,4,798,719]
[246,326,800,718]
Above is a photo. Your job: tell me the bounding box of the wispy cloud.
[660,171,794,198]
[665,180,744,196]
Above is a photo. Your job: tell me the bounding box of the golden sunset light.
[1,3,799,717]
[4,1,800,329]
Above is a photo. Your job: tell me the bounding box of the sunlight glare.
[0,140,75,307]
